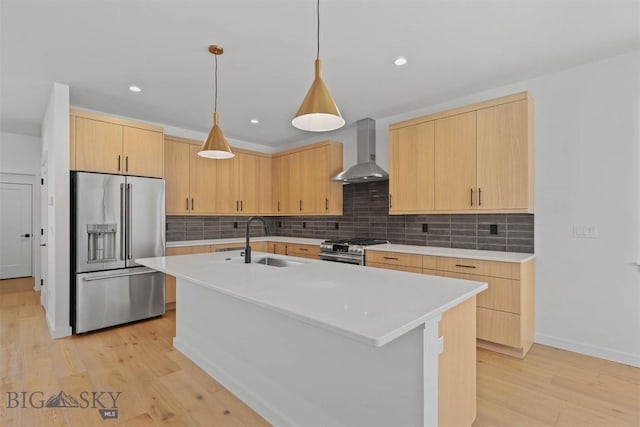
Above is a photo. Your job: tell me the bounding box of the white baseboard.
[45,315,72,339]
[535,333,640,368]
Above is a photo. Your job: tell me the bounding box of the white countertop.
[137,251,487,347]
[367,243,535,263]
[166,236,324,248]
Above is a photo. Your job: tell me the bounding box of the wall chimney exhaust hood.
[331,118,389,183]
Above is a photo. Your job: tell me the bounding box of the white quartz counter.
[367,243,535,263]
[166,236,324,248]
[137,251,487,347]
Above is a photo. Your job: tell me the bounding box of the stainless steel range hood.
[331,118,389,183]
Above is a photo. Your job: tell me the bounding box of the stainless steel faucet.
[245,216,269,263]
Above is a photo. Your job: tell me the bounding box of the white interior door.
[0,182,33,279]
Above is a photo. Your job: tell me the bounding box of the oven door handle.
[320,253,363,264]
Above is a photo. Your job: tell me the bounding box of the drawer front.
[465,274,520,313]
[166,245,212,255]
[477,307,521,348]
[439,257,519,279]
[366,251,423,269]
[422,255,439,270]
[287,244,320,257]
[367,262,422,274]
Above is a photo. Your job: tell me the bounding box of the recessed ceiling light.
[394,56,407,66]
[250,119,260,124]
[129,85,142,93]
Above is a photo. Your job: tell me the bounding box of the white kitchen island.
[137,251,487,427]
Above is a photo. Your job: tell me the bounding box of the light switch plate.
[573,224,598,239]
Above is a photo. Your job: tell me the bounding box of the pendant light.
[199,45,234,159]
[292,0,345,132]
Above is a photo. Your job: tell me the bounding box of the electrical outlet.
[573,224,598,239]
[233,222,238,229]
[490,224,498,235]
[422,224,429,233]
[335,222,339,230]
[277,221,282,228]
[303,222,307,229]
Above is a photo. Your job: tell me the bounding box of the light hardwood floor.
[1,278,638,427]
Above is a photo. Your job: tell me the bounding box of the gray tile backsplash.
[167,181,534,253]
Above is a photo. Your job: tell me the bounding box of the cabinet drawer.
[287,244,320,257]
[438,257,519,279]
[477,307,521,347]
[166,245,212,255]
[367,262,422,274]
[468,275,520,313]
[366,251,422,269]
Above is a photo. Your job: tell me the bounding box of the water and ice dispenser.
[87,224,117,262]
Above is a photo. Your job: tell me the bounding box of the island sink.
[253,256,304,268]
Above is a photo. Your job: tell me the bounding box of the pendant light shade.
[199,112,234,159]
[292,59,345,132]
[199,45,234,159]
[292,0,344,132]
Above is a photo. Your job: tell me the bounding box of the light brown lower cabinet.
[286,243,320,260]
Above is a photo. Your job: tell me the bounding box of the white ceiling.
[1,0,639,146]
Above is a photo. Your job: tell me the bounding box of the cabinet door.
[477,100,529,210]
[75,117,123,174]
[272,242,288,255]
[216,154,240,214]
[302,148,317,213]
[272,155,290,214]
[123,127,164,178]
[389,121,435,213]
[288,151,305,214]
[238,152,260,215]
[70,115,77,170]
[434,112,477,211]
[164,139,190,214]
[258,156,273,215]
[189,145,217,213]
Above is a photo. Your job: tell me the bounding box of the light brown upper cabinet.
[476,99,531,210]
[389,120,435,213]
[165,136,217,215]
[434,111,477,211]
[273,141,343,215]
[258,156,273,215]
[215,151,263,215]
[389,92,534,214]
[71,110,164,178]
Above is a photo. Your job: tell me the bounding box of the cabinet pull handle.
[186,197,189,210]
[389,194,393,209]
[285,245,288,255]
[325,198,328,211]
[478,188,482,206]
[455,264,477,269]
[277,201,280,212]
[125,156,129,172]
[299,247,308,251]
[299,200,302,211]
[470,188,474,207]
[118,155,121,171]
[191,198,194,210]
[236,200,239,212]
[383,256,399,261]
[241,200,243,211]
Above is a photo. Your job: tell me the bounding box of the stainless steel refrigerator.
[71,171,165,333]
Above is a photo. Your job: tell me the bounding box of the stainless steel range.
[319,238,389,265]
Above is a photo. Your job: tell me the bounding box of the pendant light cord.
[316,0,320,60]
[214,53,218,113]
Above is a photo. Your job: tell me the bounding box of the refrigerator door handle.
[120,183,126,261]
[82,268,157,281]
[127,183,133,260]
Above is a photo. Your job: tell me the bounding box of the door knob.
[21,234,31,238]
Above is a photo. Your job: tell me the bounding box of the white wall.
[0,132,42,289]
[292,51,640,366]
[41,83,71,338]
